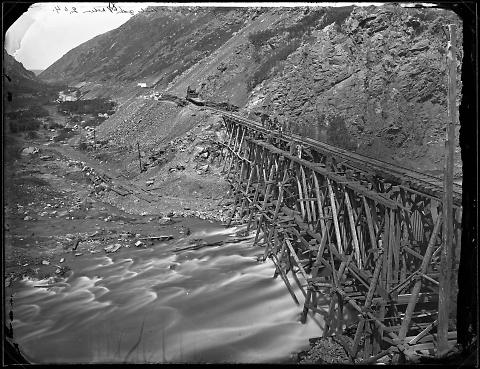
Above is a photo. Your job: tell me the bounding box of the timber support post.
[438,23,457,357]
[217,98,462,363]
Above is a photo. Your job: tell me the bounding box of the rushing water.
[10,221,327,364]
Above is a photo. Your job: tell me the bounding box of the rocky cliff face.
[246,5,462,174]
[38,5,463,174]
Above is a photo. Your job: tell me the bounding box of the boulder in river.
[104,244,122,253]
[21,147,39,156]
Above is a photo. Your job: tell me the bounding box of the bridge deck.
[218,110,461,363]
[215,109,462,207]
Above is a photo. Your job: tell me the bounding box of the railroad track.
[162,95,461,205]
[205,107,462,206]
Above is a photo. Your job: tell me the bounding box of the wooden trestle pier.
[217,110,462,363]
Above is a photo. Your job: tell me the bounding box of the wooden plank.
[402,244,424,260]
[254,163,277,245]
[352,254,383,357]
[270,253,299,305]
[390,210,399,284]
[246,158,262,231]
[273,239,288,279]
[249,139,399,208]
[438,25,457,354]
[357,347,396,365]
[239,157,255,219]
[282,205,389,300]
[296,174,307,220]
[407,320,438,345]
[382,209,390,289]
[335,288,401,344]
[362,196,378,260]
[345,190,362,269]
[289,254,307,298]
[222,123,236,172]
[397,215,443,340]
[300,164,314,229]
[227,160,246,226]
[285,239,309,281]
[327,178,344,254]
[313,172,327,234]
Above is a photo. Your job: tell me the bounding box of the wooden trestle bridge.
[216,109,462,363]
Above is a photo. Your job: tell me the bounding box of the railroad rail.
[214,108,462,363]
[212,108,462,207]
[182,92,462,205]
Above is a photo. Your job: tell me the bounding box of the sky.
[5,2,427,71]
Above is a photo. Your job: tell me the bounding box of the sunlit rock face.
[252,5,462,173]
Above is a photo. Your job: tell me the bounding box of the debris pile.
[298,336,354,364]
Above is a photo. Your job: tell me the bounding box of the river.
[9,220,327,364]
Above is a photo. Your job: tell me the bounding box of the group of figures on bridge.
[218,112,462,363]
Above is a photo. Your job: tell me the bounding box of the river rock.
[236,229,249,237]
[159,217,172,225]
[104,244,122,253]
[21,147,39,156]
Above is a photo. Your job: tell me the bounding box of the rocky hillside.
[246,6,463,174]
[3,51,46,92]
[40,7,255,86]
[39,5,463,175]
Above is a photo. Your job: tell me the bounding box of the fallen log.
[139,235,174,241]
[174,240,223,252]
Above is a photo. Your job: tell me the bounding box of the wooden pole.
[438,23,456,356]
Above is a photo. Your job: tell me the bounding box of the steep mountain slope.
[246,5,463,174]
[3,51,46,92]
[40,7,252,86]
[39,5,462,175]
[169,7,354,106]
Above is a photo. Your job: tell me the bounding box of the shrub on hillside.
[6,105,49,120]
[89,116,108,127]
[285,9,326,37]
[77,139,89,151]
[58,98,116,116]
[247,39,301,89]
[9,118,42,133]
[326,115,356,150]
[324,6,354,27]
[25,130,39,139]
[45,122,62,130]
[53,127,75,142]
[248,10,327,49]
[246,8,354,91]
[27,105,50,117]
[248,28,278,48]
